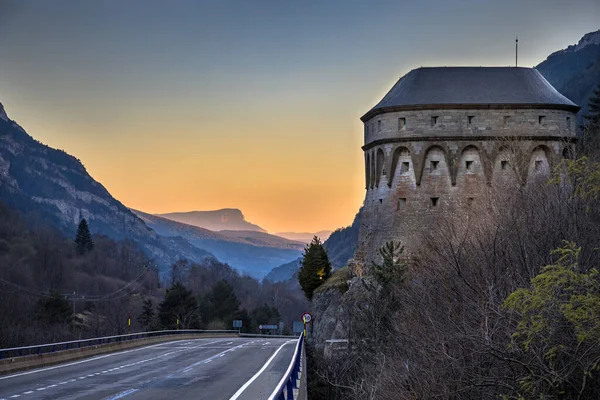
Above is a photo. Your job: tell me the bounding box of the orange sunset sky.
[0,1,597,233]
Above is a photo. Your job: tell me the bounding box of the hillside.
[536,30,600,116]
[132,210,303,278]
[158,209,265,232]
[265,209,362,282]
[0,103,214,272]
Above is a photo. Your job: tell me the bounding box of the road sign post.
[301,312,313,338]
[233,319,242,333]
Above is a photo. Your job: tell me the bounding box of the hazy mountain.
[158,209,266,232]
[133,210,303,278]
[265,209,362,282]
[0,103,214,272]
[536,30,600,116]
[217,230,304,249]
[274,230,333,244]
[265,258,302,283]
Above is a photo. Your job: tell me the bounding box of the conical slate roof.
[362,67,579,121]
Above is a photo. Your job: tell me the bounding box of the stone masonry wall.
[355,107,577,270]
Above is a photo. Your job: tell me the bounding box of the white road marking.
[0,338,234,399]
[106,388,139,400]
[22,392,33,395]
[0,340,189,381]
[228,341,294,400]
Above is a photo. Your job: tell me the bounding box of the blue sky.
[0,0,597,232]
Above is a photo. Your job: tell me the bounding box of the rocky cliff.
[158,209,266,232]
[0,102,214,272]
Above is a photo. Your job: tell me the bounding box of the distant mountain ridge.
[158,209,265,232]
[0,103,214,272]
[274,230,333,244]
[536,30,600,117]
[133,210,303,278]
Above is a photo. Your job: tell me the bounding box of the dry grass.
[315,266,350,294]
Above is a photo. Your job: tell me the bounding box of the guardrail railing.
[268,331,305,400]
[0,329,237,360]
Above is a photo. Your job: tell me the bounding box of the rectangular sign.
[233,320,242,328]
[293,321,304,334]
[260,324,278,330]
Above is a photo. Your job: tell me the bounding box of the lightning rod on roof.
[515,37,518,67]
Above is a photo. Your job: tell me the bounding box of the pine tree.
[372,241,407,290]
[137,299,155,329]
[207,280,240,324]
[74,219,94,255]
[158,283,199,329]
[298,236,332,300]
[586,85,600,124]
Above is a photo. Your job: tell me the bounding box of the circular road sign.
[301,312,313,324]
[259,324,263,330]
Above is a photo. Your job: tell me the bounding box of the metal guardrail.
[268,331,305,400]
[0,329,237,360]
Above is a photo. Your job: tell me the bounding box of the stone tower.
[355,67,579,267]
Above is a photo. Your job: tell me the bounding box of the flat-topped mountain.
[158,209,265,232]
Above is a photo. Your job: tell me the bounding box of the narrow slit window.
[430,197,439,207]
[566,117,571,131]
[379,199,383,204]
[503,116,510,125]
[465,160,473,170]
[468,116,474,124]
[539,115,546,124]
[398,117,406,131]
[378,120,382,132]
[534,160,543,171]
[397,198,406,210]
[431,116,438,127]
[501,160,509,170]
[467,197,474,205]
[431,160,439,170]
[401,162,410,174]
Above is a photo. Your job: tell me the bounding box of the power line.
[0,265,152,302]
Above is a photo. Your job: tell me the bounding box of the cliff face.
[158,209,266,232]
[0,103,213,272]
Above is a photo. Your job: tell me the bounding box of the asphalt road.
[0,337,296,400]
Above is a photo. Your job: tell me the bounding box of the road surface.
[0,337,296,400]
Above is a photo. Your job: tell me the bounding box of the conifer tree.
[298,236,331,300]
[74,218,94,255]
[158,283,199,329]
[586,84,600,125]
[137,299,155,329]
[372,241,407,290]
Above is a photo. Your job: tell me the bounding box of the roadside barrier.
[267,331,306,400]
[0,329,237,360]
